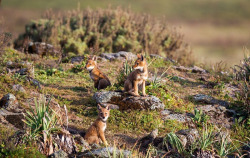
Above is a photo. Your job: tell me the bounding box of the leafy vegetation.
[14,7,192,65]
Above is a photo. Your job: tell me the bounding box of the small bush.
[14,7,192,65]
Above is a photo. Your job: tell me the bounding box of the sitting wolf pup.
[84,104,110,145]
[124,54,148,96]
[85,55,111,90]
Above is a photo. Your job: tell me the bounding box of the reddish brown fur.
[84,104,110,145]
[85,56,111,90]
[124,54,148,96]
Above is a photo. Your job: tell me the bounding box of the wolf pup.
[124,54,148,96]
[84,104,110,145]
[85,55,111,90]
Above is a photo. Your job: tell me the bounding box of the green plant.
[23,97,59,155]
[191,108,209,127]
[115,60,133,88]
[232,53,250,83]
[197,124,215,151]
[164,132,185,153]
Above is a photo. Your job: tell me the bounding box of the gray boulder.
[12,84,26,93]
[0,93,20,112]
[176,129,199,147]
[93,91,165,110]
[49,149,68,158]
[0,109,24,129]
[100,51,137,61]
[192,94,229,107]
[160,109,191,122]
[172,65,207,74]
[71,56,84,64]
[83,147,132,158]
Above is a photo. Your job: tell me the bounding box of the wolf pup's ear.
[137,54,141,59]
[97,104,102,110]
[92,55,97,61]
[106,105,110,110]
[141,54,144,61]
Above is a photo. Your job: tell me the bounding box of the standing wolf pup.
[84,104,110,145]
[85,55,111,90]
[124,54,148,96]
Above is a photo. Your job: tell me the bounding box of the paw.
[134,93,140,97]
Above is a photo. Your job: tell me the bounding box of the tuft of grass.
[191,108,209,127]
[164,132,185,153]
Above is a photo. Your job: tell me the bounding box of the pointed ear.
[137,54,141,59]
[97,104,102,110]
[106,105,110,110]
[93,55,97,61]
[141,54,144,61]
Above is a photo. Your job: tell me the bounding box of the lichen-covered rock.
[160,109,191,122]
[100,51,137,61]
[6,61,34,77]
[83,147,132,158]
[0,109,24,129]
[25,42,59,56]
[172,65,207,74]
[93,91,165,110]
[138,129,158,149]
[12,84,26,93]
[70,56,84,64]
[0,93,20,112]
[192,94,229,107]
[49,149,68,158]
[176,129,199,147]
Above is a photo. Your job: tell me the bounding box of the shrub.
[14,7,191,65]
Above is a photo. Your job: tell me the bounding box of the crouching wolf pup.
[84,104,110,145]
[85,56,111,90]
[124,54,148,96]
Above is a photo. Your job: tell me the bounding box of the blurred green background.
[1,0,250,66]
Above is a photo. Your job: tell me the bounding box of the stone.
[6,61,34,77]
[172,65,207,74]
[192,94,229,107]
[93,91,165,110]
[100,51,137,61]
[161,109,191,122]
[138,129,158,149]
[0,93,19,112]
[12,84,26,93]
[26,42,58,56]
[83,147,132,158]
[71,56,84,64]
[176,129,199,147]
[73,134,90,152]
[49,149,68,158]
[26,77,41,89]
[53,129,76,154]
[0,109,24,129]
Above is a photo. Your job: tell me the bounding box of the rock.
[70,56,84,64]
[138,129,158,149]
[26,42,58,56]
[0,93,20,112]
[83,147,131,158]
[100,51,137,61]
[197,104,235,128]
[49,149,68,158]
[176,129,199,147]
[0,109,24,129]
[93,91,122,104]
[6,61,34,77]
[93,91,165,110]
[172,65,207,74]
[26,77,41,89]
[192,94,229,107]
[150,54,176,63]
[12,84,26,93]
[73,134,90,152]
[161,109,191,122]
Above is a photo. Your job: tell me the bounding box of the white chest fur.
[102,124,106,131]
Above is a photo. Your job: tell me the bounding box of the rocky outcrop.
[12,84,26,93]
[192,94,229,107]
[82,147,131,158]
[160,109,191,122]
[138,129,158,149]
[70,56,84,64]
[175,129,199,147]
[25,42,59,56]
[6,61,34,77]
[172,65,207,74]
[100,51,137,61]
[0,109,24,129]
[0,93,21,112]
[93,91,165,110]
